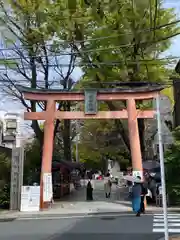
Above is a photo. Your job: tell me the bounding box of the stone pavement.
[53,180,132,213]
[0,180,131,220]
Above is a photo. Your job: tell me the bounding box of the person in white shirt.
[104,173,112,198]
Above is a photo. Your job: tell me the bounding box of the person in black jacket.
[86,179,93,200]
[137,176,148,214]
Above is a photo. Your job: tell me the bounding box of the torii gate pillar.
[40,100,55,209]
[127,98,143,178]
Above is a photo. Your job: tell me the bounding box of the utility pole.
[156,95,169,240]
[75,125,79,162]
[75,103,79,162]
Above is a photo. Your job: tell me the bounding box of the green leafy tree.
[70,0,179,158]
[0,0,78,160]
[75,119,130,171]
[0,153,11,208]
[23,139,41,184]
[0,0,179,166]
[165,127,180,204]
[49,0,179,162]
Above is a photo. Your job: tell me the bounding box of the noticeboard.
[20,186,40,212]
[43,173,53,202]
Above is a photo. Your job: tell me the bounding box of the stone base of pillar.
[40,201,52,210]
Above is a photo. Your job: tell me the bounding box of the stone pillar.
[16,114,23,148]
[127,98,143,179]
[40,99,55,210]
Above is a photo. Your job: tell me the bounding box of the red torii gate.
[18,84,163,210]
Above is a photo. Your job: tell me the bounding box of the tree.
[165,126,180,204]
[0,153,11,208]
[162,87,174,107]
[0,0,179,165]
[0,0,77,160]
[44,0,179,163]
[69,0,179,158]
[23,138,41,184]
[76,119,130,171]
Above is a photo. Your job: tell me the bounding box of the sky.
[1,0,180,115]
[163,0,180,57]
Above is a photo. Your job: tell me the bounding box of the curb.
[5,211,158,221]
[158,235,180,240]
[1,208,180,221]
[15,210,180,220]
[0,217,16,222]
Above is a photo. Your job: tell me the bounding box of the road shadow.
[48,214,164,240]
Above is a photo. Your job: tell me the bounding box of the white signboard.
[119,172,124,178]
[43,173,53,202]
[159,186,162,195]
[133,170,143,179]
[20,186,40,212]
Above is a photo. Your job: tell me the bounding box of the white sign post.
[132,170,143,179]
[43,173,53,202]
[156,95,169,240]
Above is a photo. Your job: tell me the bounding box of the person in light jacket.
[104,172,112,198]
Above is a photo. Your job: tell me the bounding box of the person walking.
[86,178,93,200]
[126,169,133,197]
[137,176,148,214]
[104,172,112,198]
[131,179,142,217]
[148,175,156,202]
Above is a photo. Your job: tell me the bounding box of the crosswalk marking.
[155,214,180,216]
[153,229,180,233]
[154,219,180,222]
[154,223,180,227]
[155,216,180,219]
[153,214,180,233]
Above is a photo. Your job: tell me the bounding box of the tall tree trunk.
[31,120,44,146]
[63,119,72,161]
[62,101,72,161]
[138,118,145,160]
[106,101,130,152]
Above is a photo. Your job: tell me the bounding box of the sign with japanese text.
[84,90,97,114]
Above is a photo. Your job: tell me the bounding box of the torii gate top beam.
[17,84,163,101]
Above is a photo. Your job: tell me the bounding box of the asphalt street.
[0,180,178,240]
[0,214,164,240]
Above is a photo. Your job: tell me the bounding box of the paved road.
[0,214,166,240]
[1,180,178,239]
